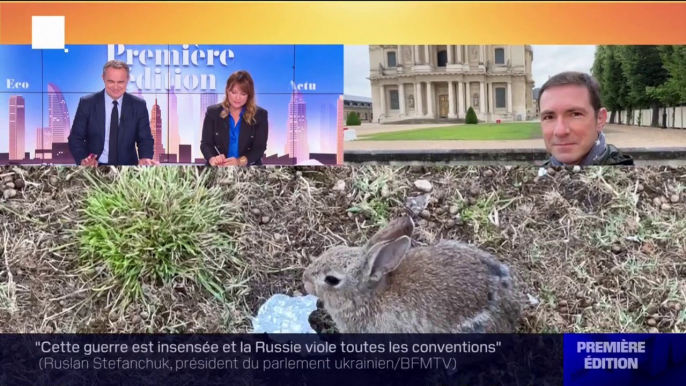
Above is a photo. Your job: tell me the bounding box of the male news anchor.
[68,60,158,166]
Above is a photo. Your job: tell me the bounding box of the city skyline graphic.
[0,44,344,165]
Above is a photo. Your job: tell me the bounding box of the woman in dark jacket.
[200,70,268,166]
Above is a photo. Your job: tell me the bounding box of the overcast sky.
[344,45,597,98]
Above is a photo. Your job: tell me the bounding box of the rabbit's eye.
[324,276,340,286]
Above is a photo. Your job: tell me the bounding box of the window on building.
[495,48,505,65]
[387,52,397,67]
[495,87,506,108]
[365,113,368,120]
[437,50,447,67]
[389,90,400,110]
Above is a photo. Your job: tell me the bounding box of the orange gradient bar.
[0,1,684,45]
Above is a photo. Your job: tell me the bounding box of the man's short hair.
[537,71,602,115]
[102,60,130,77]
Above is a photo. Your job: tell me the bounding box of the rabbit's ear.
[365,217,414,249]
[365,236,411,282]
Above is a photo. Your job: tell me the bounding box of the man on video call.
[68,60,158,166]
[538,71,633,166]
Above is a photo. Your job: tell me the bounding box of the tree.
[658,45,686,102]
[647,81,681,128]
[465,106,478,124]
[346,111,361,126]
[648,46,686,129]
[619,46,669,127]
[602,46,629,124]
[591,45,633,125]
[591,45,606,99]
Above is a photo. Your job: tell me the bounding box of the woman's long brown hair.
[220,70,257,125]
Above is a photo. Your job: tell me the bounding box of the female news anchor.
[200,70,268,167]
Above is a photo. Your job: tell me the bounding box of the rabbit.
[302,216,522,333]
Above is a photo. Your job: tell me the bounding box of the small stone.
[653,197,663,206]
[251,208,261,216]
[132,315,142,324]
[59,300,66,307]
[409,166,424,173]
[546,167,556,176]
[610,266,622,274]
[109,311,118,322]
[13,179,25,190]
[380,185,390,198]
[673,302,683,311]
[558,300,568,307]
[637,184,644,192]
[661,203,672,211]
[347,212,354,219]
[646,318,657,327]
[332,180,346,192]
[16,269,23,276]
[140,311,150,319]
[261,216,271,224]
[648,327,659,334]
[420,210,431,219]
[445,220,456,229]
[274,233,282,241]
[49,176,58,185]
[219,178,231,185]
[418,219,428,227]
[296,171,302,177]
[611,245,622,253]
[670,194,680,203]
[559,306,569,314]
[414,180,432,193]
[5,182,15,189]
[467,197,477,206]
[483,169,494,177]
[576,291,585,299]
[293,291,303,297]
[43,326,54,334]
[572,165,581,173]
[469,187,480,196]
[449,205,459,215]
[436,208,445,215]
[651,313,661,320]
[3,189,17,200]
[405,194,430,215]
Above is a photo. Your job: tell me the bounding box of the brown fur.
[302,217,522,333]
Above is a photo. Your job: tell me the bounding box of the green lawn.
[360,122,542,141]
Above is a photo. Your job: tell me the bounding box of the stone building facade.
[369,45,535,123]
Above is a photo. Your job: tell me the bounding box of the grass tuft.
[75,167,241,308]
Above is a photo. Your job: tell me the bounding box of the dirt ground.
[1,165,685,334]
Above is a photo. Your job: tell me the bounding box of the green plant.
[75,167,241,308]
[465,106,478,124]
[346,111,362,126]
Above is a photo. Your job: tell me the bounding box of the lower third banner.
[1,333,562,386]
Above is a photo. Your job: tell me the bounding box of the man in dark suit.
[68,60,158,166]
